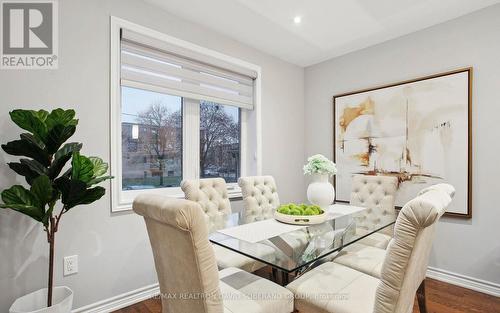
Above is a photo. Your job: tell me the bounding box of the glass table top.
[209,204,396,273]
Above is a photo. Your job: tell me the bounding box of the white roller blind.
[120,29,256,110]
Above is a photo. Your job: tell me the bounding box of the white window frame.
[110,17,261,212]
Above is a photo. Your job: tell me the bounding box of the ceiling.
[144,0,500,67]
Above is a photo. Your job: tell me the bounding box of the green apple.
[278,206,291,215]
[304,208,316,215]
[310,205,322,214]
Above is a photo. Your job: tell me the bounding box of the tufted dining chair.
[350,174,398,249]
[181,178,232,234]
[238,175,309,271]
[286,184,455,313]
[133,194,294,313]
[239,175,316,274]
[331,175,398,275]
[238,176,280,223]
[181,178,274,272]
[334,183,456,279]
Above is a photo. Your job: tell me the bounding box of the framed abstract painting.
[333,68,472,217]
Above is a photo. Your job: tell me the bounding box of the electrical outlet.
[63,255,78,276]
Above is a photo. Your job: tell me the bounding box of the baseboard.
[427,266,500,297]
[73,283,160,313]
[72,267,499,312]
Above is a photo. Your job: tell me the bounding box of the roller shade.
[120,29,256,110]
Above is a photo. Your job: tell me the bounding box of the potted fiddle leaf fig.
[1,109,113,313]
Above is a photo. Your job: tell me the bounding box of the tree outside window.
[200,101,240,183]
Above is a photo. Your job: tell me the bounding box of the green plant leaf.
[1,136,50,166]
[20,159,47,176]
[32,110,50,122]
[76,186,106,206]
[71,152,94,183]
[30,175,53,205]
[54,142,83,160]
[88,175,113,186]
[55,177,86,209]
[45,109,78,130]
[9,110,48,141]
[7,162,39,185]
[86,157,113,186]
[89,157,108,177]
[1,185,37,205]
[45,124,77,154]
[0,185,43,221]
[48,143,82,179]
[55,177,106,209]
[0,204,44,222]
[20,133,46,149]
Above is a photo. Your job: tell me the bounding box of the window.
[200,101,240,183]
[121,87,183,190]
[111,17,261,211]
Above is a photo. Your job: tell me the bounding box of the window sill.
[169,191,243,200]
[114,188,242,212]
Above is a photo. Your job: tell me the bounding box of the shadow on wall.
[0,116,47,310]
[477,246,500,281]
[440,215,473,226]
[0,210,48,311]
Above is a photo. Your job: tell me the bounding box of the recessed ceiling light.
[293,16,302,24]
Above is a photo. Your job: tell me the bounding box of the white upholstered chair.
[133,195,294,313]
[330,175,398,276]
[333,183,456,279]
[333,243,387,278]
[181,178,273,272]
[181,178,232,234]
[350,175,398,249]
[286,184,455,313]
[238,176,280,223]
[238,176,309,263]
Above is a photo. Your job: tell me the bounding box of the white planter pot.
[307,174,335,208]
[10,286,73,313]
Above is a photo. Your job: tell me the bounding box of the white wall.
[0,0,305,311]
[305,5,500,287]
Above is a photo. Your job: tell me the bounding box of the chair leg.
[417,280,427,313]
[281,270,290,286]
[271,267,278,282]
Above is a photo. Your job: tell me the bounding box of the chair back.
[374,184,455,313]
[133,194,223,313]
[238,176,280,223]
[350,175,398,235]
[181,178,231,233]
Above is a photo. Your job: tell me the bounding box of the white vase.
[307,173,335,208]
[9,286,73,313]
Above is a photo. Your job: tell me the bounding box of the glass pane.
[200,101,240,183]
[121,86,182,190]
[209,209,397,272]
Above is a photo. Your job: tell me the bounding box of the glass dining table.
[209,203,396,285]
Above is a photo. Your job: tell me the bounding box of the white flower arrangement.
[303,154,337,175]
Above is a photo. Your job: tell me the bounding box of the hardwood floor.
[114,278,500,313]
